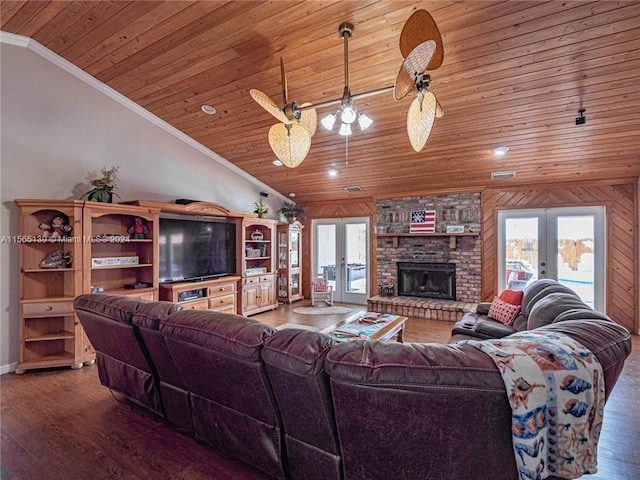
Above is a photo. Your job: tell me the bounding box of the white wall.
[0,36,286,372]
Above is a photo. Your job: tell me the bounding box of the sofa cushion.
[160,309,276,361]
[74,293,145,324]
[131,301,182,330]
[487,296,520,325]
[554,308,611,323]
[527,292,589,329]
[521,280,578,316]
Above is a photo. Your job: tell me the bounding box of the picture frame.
[446,225,465,234]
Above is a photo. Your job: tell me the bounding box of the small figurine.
[40,250,72,268]
[38,215,72,239]
[128,216,149,239]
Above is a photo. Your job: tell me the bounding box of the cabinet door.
[278,231,288,270]
[258,281,273,309]
[242,283,260,312]
[291,272,301,297]
[290,229,300,268]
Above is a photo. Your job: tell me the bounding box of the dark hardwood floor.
[1,301,638,480]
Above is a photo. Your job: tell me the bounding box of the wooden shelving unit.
[82,202,160,300]
[241,217,278,315]
[14,199,95,374]
[376,232,479,249]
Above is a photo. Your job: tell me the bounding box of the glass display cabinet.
[277,221,304,303]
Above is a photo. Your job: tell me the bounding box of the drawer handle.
[45,306,53,311]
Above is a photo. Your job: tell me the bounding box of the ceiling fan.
[393,10,445,152]
[249,10,445,165]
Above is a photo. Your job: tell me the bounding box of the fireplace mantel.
[376,232,478,249]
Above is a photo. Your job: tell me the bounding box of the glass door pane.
[499,211,544,291]
[550,207,605,311]
[345,222,367,296]
[316,224,337,290]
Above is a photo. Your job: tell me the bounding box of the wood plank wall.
[481,179,639,334]
[299,199,377,300]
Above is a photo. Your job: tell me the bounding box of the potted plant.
[253,199,269,218]
[277,202,305,223]
[82,166,120,203]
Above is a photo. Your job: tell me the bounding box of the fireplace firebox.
[397,262,456,300]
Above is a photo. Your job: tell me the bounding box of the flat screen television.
[159,214,236,283]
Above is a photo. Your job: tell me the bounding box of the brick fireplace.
[369,193,482,322]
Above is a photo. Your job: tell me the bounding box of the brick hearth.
[368,295,476,322]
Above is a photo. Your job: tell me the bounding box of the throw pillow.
[499,289,524,306]
[488,296,521,325]
[312,281,329,293]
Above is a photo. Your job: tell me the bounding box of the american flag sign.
[410,210,436,233]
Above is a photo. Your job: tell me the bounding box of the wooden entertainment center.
[125,200,279,316]
[14,199,279,373]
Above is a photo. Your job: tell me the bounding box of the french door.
[497,207,605,311]
[312,218,369,304]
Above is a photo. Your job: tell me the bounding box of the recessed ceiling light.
[201,105,216,115]
[493,146,509,156]
[272,159,283,166]
[328,168,338,177]
[288,192,296,197]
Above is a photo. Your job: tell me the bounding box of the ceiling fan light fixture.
[320,113,337,131]
[338,122,352,136]
[340,105,357,124]
[357,112,373,130]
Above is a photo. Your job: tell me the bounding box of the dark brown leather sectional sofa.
[73,279,632,480]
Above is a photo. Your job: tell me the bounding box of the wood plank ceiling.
[2,1,639,204]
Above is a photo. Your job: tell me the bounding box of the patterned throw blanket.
[463,331,605,480]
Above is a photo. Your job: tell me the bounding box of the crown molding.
[0,31,288,203]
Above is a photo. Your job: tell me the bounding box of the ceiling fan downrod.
[339,22,355,99]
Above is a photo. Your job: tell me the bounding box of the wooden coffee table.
[320,312,408,343]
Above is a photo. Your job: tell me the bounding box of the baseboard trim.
[0,362,17,375]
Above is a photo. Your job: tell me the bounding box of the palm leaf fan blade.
[268,123,310,168]
[250,89,289,124]
[407,91,437,152]
[399,9,444,70]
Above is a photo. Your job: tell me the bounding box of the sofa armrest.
[475,302,492,315]
[474,319,516,338]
